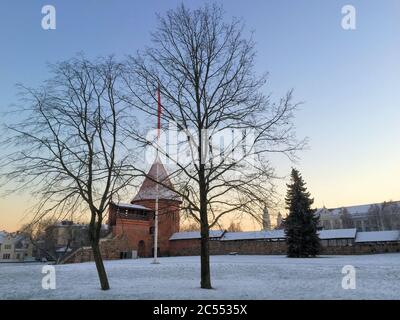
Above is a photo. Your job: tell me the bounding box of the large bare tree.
[123,4,304,288]
[1,56,137,290]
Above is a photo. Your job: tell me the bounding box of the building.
[262,207,271,230]
[0,231,34,262]
[35,220,109,261]
[108,158,181,257]
[317,201,400,231]
[275,212,284,229]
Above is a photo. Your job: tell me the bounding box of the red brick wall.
[132,199,180,256]
[113,218,153,257]
[170,238,400,256]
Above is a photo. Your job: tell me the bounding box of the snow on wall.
[221,230,285,241]
[356,230,400,243]
[318,228,357,239]
[169,230,225,240]
[169,228,400,243]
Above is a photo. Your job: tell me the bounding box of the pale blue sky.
[0,0,399,230]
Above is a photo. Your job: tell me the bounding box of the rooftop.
[220,230,285,241]
[112,202,153,211]
[131,158,181,203]
[169,228,400,243]
[356,230,400,243]
[169,230,225,240]
[316,201,400,216]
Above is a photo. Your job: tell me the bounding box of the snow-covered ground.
[1,254,400,299]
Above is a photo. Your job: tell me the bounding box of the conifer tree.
[284,169,320,257]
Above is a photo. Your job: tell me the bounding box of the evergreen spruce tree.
[284,168,321,257]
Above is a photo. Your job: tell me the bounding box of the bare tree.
[340,208,354,229]
[123,4,304,288]
[180,221,201,232]
[20,217,59,262]
[226,222,242,232]
[1,56,138,290]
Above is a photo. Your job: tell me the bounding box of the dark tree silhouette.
[284,169,320,257]
[1,56,138,290]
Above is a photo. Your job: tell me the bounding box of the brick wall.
[169,239,287,256]
[132,199,180,256]
[170,238,400,256]
[113,218,153,257]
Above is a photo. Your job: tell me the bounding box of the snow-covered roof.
[113,203,153,211]
[221,230,285,241]
[318,228,357,240]
[316,201,400,217]
[169,230,225,241]
[355,231,400,243]
[0,232,29,245]
[169,228,400,243]
[132,159,181,203]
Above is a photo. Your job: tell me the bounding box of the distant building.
[262,207,271,230]
[275,212,284,230]
[317,201,400,231]
[36,220,109,261]
[0,231,34,262]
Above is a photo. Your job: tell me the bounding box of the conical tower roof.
[131,157,181,203]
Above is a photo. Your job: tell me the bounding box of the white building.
[316,201,400,231]
[0,231,34,262]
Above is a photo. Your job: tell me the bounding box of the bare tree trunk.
[199,166,212,289]
[89,214,110,291]
[91,241,110,290]
[200,221,211,289]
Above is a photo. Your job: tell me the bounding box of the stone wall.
[170,238,400,256]
[62,236,400,264]
[169,239,287,256]
[61,234,132,264]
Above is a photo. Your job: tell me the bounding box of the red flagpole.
[153,84,161,264]
[157,84,161,139]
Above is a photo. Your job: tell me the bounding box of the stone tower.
[276,212,283,229]
[262,207,271,230]
[131,158,181,256]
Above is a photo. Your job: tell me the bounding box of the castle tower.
[276,212,283,229]
[262,207,271,230]
[131,158,181,256]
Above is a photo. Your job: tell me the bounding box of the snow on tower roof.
[355,230,400,243]
[169,230,225,240]
[131,158,181,203]
[113,202,153,211]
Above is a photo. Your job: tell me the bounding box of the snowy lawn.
[1,253,400,299]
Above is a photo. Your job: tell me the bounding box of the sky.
[0,0,399,231]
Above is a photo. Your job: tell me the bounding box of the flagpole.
[152,84,161,264]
